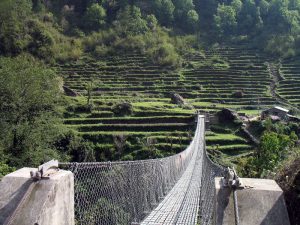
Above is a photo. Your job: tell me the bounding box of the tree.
[0,55,63,167]
[257,131,280,171]
[259,0,270,18]
[85,81,95,105]
[263,118,273,131]
[32,0,45,12]
[146,14,158,30]
[115,6,148,35]
[0,0,32,55]
[173,0,194,13]
[266,0,290,33]
[231,0,242,13]
[153,0,175,26]
[237,0,263,34]
[214,4,237,36]
[0,161,15,179]
[83,3,106,31]
[186,10,199,32]
[257,130,294,173]
[173,0,194,21]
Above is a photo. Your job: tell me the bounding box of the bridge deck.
[141,123,204,225]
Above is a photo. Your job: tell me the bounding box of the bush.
[150,42,181,67]
[232,91,244,98]
[112,102,133,116]
[83,27,184,68]
[0,162,15,179]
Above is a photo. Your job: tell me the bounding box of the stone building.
[261,106,289,120]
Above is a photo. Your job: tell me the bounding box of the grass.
[59,46,270,161]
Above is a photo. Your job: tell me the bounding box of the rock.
[171,93,186,106]
[217,108,238,123]
[232,91,244,98]
[63,86,79,97]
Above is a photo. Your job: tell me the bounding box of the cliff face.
[276,158,300,225]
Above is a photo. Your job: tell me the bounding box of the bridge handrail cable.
[60,115,225,225]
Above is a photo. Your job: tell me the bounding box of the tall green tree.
[0,55,65,167]
[186,10,199,32]
[115,6,148,35]
[214,4,237,36]
[83,3,107,31]
[237,0,263,34]
[231,0,242,13]
[0,0,32,55]
[153,0,175,26]
[173,0,194,19]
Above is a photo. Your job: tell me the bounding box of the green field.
[57,47,278,163]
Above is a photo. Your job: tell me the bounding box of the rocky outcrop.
[63,86,80,97]
[171,93,186,105]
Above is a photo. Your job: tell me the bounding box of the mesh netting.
[60,115,225,225]
[200,142,225,225]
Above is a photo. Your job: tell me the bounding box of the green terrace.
[58,47,268,161]
[278,57,300,107]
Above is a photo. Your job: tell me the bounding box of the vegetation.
[1,1,300,222]
[210,0,300,57]
[0,55,64,173]
[237,119,299,178]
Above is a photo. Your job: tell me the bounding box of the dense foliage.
[238,119,299,177]
[0,2,299,221]
[211,0,300,57]
[0,55,64,172]
[1,0,299,61]
[0,55,94,177]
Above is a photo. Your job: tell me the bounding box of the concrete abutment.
[0,168,74,225]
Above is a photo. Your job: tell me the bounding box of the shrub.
[150,42,181,67]
[232,91,244,98]
[112,102,133,116]
[0,162,15,179]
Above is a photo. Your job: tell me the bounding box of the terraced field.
[185,47,277,111]
[58,54,196,160]
[278,57,300,107]
[57,47,274,163]
[206,126,253,166]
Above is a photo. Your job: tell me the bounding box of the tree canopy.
[0,55,63,167]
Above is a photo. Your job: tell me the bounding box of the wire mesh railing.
[60,115,225,225]
[199,141,226,225]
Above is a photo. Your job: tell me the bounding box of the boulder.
[171,93,186,106]
[232,91,244,98]
[63,86,79,97]
[217,108,238,123]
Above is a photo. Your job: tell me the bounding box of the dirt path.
[267,62,290,106]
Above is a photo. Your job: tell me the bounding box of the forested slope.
[1,0,300,222]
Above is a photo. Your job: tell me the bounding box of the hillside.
[1,0,300,223]
[58,45,291,166]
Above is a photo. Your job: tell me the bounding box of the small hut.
[261,106,289,120]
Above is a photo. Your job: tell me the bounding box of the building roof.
[270,115,281,121]
[274,106,289,113]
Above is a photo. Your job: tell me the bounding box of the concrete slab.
[215,177,290,225]
[0,167,74,225]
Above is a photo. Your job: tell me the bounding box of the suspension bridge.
[60,115,225,225]
[0,115,291,225]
